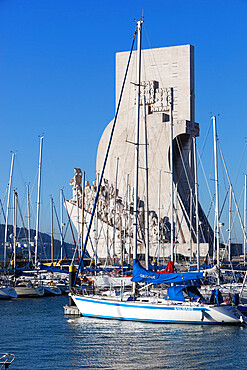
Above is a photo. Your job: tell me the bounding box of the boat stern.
[208,305,246,325]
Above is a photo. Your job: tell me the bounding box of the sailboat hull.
[71,294,245,325]
[43,286,62,296]
[15,285,44,297]
[0,287,18,299]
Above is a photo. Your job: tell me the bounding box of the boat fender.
[201,309,205,321]
[49,281,53,286]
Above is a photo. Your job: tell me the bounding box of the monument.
[66,44,213,264]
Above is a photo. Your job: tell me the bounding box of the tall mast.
[26,184,31,262]
[51,196,54,264]
[81,171,85,259]
[13,190,17,271]
[127,182,131,266]
[112,157,119,265]
[212,116,220,274]
[228,185,232,262]
[244,174,247,265]
[35,136,44,267]
[133,19,142,294]
[60,189,64,262]
[193,136,200,271]
[158,170,161,264]
[170,95,174,262]
[94,173,99,267]
[133,19,142,262]
[4,152,15,268]
[76,183,81,258]
[123,174,129,264]
[143,95,149,270]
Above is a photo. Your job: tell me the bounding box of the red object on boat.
[163,260,174,273]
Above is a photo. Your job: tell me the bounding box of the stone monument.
[66,44,213,263]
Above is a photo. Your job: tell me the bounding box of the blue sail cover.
[38,263,69,274]
[167,285,205,302]
[131,260,203,284]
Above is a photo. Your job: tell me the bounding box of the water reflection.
[66,316,247,369]
[1,295,247,369]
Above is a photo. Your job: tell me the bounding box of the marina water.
[1,295,247,369]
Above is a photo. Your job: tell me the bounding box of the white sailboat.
[71,292,244,324]
[71,258,245,324]
[70,19,246,325]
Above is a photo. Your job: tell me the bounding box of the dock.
[63,304,82,316]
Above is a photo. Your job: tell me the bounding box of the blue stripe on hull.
[79,313,230,325]
[74,296,210,312]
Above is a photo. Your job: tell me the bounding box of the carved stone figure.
[70,168,82,200]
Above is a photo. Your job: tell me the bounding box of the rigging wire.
[198,118,212,162]
[74,23,138,282]
[233,140,247,188]
[63,192,80,262]
[53,202,69,262]
[0,198,6,223]
[16,195,33,263]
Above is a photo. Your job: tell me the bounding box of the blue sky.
[0,0,246,244]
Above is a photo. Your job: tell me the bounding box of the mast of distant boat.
[244,174,247,265]
[4,152,15,269]
[193,136,200,271]
[35,136,44,267]
[60,189,64,263]
[51,196,54,264]
[26,184,32,262]
[170,93,174,263]
[228,184,232,262]
[212,116,220,283]
[13,190,17,272]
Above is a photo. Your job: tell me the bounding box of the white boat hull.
[15,285,44,297]
[0,287,18,299]
[43,286,62,296]
[71,294,245,325]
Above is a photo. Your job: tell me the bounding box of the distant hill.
[0,224,77,260]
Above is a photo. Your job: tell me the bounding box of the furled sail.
[131,259,203,284]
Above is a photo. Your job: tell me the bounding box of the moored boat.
[71,259,246,325]
[71,292,245,325]
[43,284,62,296]
[0,286,18,299]
[15,282,44,297]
